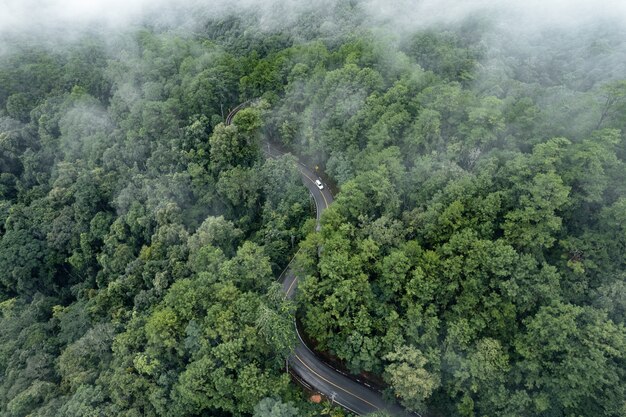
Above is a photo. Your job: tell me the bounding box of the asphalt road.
[263,146,333,298]
[265,145,413,417]
[227,105,414,417]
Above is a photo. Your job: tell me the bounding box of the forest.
[0,1,625,416]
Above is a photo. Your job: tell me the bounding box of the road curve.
[226,105,414,417]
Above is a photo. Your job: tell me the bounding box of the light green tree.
[384,345,440,412]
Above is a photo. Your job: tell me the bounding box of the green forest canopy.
[1,2,625,417]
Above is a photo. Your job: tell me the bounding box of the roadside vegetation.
[1,2,625,416]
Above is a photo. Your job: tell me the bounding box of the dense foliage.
[1,2,625,417]
[0,27,316,417]
[287,19,626,417]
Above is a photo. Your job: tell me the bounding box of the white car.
[315,179,324,190]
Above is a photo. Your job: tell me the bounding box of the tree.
[6,380,57,417]
[0,207,57,296]
[209,107,262,174]
[515,302,626,416]
[334,169,400,222]
[58,324,115,391]
[57,385,109,417]
[220,242,273,292]
[253,397,300,417]
[383,345,440,412]
[216,166,263,219]
[596,79,626,129]
[209,124,241,173]
[188,215,242,258]
[502,172,570,251]
[255,293,297,366]
[5,93,33,122]
[446,338,510,417]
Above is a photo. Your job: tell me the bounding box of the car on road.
[315,179,324,190]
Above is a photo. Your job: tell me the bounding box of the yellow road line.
[286,276,297,296]
[265,145,330,209]
[299,170,330,209]
[265,145,378,413]
[293,354,380,410]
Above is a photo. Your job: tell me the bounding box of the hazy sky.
[0,0,329,34]
[2,0,625,34]
[1,0,152,30]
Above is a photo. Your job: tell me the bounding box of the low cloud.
[0,0,336,36]
[2,0,152,32]
[363,0,626,31]
[2,0,625,41]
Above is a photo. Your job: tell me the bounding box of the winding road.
[226,105,414,417]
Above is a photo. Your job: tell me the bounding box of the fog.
[2,0,625,97]
[363,0,626,32]
[0,0,336,35]
[2,0,625,37]
[1,0,151,32]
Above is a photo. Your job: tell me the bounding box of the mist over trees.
[1,1,625,416]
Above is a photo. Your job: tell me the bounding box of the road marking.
[299,170,330,209]
[334,399,359,416]
[259,132,411,417]
[285,276,298,297]
[262,148,328,210]
[308,189,321,223]
[293,354,380,410]
[266,143,382,415]
[277,248,302,282]
[263,145,332,209]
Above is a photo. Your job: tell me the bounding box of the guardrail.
[225,99,259,125]
[225,101,419,417]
